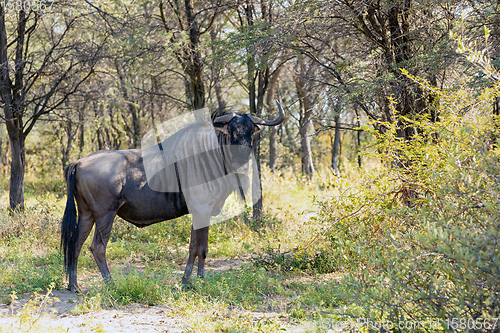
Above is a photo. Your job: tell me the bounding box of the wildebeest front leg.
[182,225,210,286]
[196,226,209,278]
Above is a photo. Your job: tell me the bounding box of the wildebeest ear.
[253,124,263,134]
[214,124,229,135]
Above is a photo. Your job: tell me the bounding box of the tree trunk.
[9,133,25,210]
[214,78,226,111]
[61,121,76,171]
[269,127,278,172]
[331,114,341,176]
[295,78,315,177]
[185,0,205,110]
[244,0,272,223]
[251,69,269,223]
[108,109,122,150]
[0,135,7,168]
[354,106,362,168]
[267,67,281,172]
[94,102,105,150]
[115,60,140,148]
[283,121,296,171]
[1,7,26,210]
[292,57,316,177]
[210,26,226,111]
[78,110,85,157]
[299,112,315,176]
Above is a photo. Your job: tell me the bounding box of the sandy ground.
[0,258,292,332]
[1,300,187,332]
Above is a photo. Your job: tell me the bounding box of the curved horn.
[213,112,235,124]
[249,100,285,126]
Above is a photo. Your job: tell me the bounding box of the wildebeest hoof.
[103,276,115,288]
[182,283,194,291]
[181,277,193,290]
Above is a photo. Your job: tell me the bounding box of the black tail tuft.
[61,163,79,277]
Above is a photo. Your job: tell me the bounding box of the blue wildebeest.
[61,102,285,291]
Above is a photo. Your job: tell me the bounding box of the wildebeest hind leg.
[68,209,95,292]
[90,211,116,284]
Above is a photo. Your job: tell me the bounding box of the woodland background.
[0,1,499,332]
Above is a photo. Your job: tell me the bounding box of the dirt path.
[1,300,186,332]
[1,258,289,332]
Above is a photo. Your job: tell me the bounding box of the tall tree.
[267,66,282,172]
[282,0,458,134]
[463,1,500,116]
[292,57,319,176]
[330,109,341,176]
[159,0,222,110]
[212,0,282,221]
[0,3,98,209]
[231,0,283,221]
[210,23,227,111]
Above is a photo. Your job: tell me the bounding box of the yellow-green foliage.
[2,66,499,330]
[310,64,500,327]
[0,283,95,333]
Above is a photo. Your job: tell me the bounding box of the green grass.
[1,66,498,332]
[0,162,439,333]
[71,263,349,332]
[0,168,351,332]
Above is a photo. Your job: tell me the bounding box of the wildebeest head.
[212,102,285,172]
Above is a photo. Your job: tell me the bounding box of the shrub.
[310,61,500,329]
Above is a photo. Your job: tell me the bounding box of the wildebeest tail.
[61,163,79,277]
